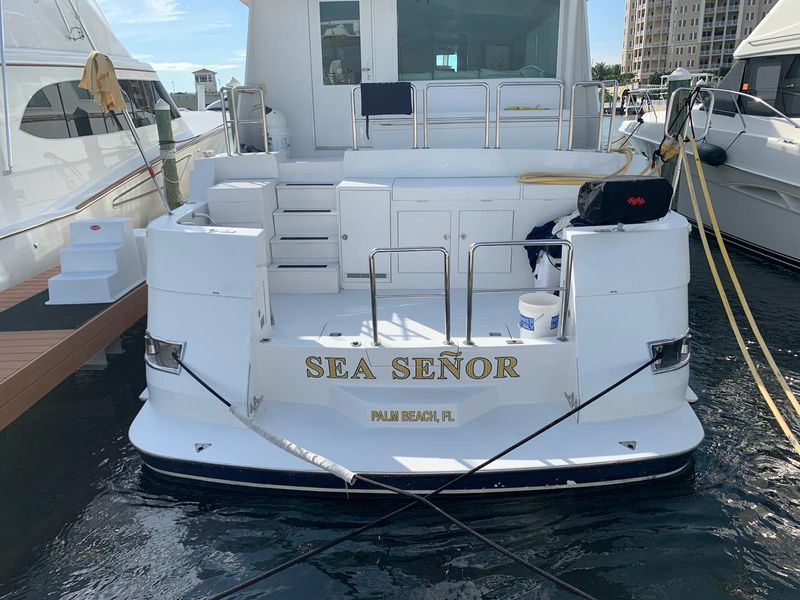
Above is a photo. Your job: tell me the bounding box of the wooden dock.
[0,268,146,431]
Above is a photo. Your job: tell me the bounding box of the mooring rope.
[677,138,800,456]
[685,134,800,423]
[173,355,356,483]
[169,352,661,599]
[352,474,598,600]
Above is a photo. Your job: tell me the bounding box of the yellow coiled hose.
[517,144,659,186]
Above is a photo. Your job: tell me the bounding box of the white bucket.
[518,293,561,339]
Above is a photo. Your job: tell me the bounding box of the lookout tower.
[192,68,218,94]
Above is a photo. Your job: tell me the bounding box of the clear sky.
[97,0,627,93]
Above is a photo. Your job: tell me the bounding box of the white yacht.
[621,0,800,268]
[0,0,226,291]
[130,0,703,495]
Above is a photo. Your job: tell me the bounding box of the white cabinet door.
[340,190,390,280]
[397,211,451,273]
[458,210,514,273]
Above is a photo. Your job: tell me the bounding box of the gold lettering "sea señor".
[305,350,519,381]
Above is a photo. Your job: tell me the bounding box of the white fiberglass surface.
[131,400,702,475]
[269,289,536,343]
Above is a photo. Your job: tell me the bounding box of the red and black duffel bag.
[577,176,673,225]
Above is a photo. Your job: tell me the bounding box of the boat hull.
[138,450,694,496]
[621,119,800,269]
[131,395,703,497]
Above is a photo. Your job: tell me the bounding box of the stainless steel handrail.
[465,240,573,345]
[220,85,269,156]
[664,86,800,142]
[368,246,451,346]
[568,80,618,151]
[350,84,418,150]
[0,0,11,175]
[423,82,490,149]
[494,81,564,150]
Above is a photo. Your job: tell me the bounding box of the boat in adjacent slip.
[620,0,800,269]
[0,0,226,291]
[129,0,703,496]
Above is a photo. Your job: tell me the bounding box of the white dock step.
[59,242,125,273]
[267,260,340,294]
[273,209,338,235]
[48,218,144,305]
[47,270,136,305]
[276,183,336,210]
[270,235,339,259]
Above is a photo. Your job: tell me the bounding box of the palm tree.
[593,62,635,85]
[592,62,612,81]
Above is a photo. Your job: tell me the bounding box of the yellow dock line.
[679,136,800,456]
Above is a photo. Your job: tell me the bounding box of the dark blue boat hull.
[139,450,694,496]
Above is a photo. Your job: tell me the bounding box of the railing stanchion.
[220,87,232,156]
[483,83,490,149]
[411,83,418,149]
[465,247,476,345]
[351,87,359,150]
[557,244,573,342]
[369,251,379,345]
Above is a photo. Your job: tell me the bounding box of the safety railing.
[664,86,800,142]
[220,85,269,156]
[423,81,491,149]
[369,247,451,346]
[350,84,418,150]
[0,0,11,174]
[494,81,564,150]
[568,80,618,152]
[347,79,638,152]
[465,240,573,345]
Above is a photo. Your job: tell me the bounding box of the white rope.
[229,405,356,484]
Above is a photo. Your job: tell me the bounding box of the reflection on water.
[1,236,798,600]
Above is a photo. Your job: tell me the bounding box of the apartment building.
[621,0,778,82]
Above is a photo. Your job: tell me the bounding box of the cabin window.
[20,79,181,139]
[738,56,800,118]
[397,0,560,82]
[320,1,362,85]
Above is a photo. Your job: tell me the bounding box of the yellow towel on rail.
[78,51,127,112]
